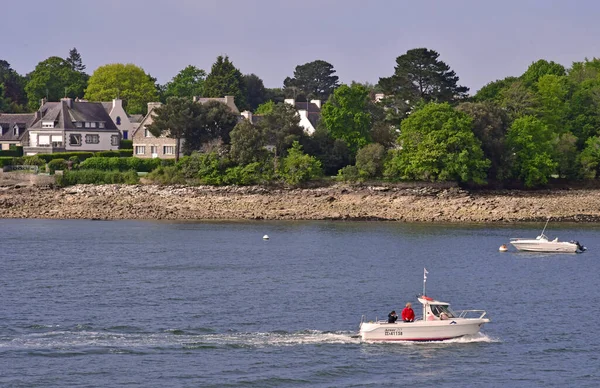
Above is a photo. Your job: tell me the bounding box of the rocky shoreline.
[2,181,600,223]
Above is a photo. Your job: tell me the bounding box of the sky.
[3,0,600,95]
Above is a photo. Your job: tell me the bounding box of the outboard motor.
[571,240,586,252]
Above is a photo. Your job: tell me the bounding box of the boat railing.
[455,309,487,319]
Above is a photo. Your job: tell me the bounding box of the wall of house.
[108,99,134,140]
[64,131,120,152]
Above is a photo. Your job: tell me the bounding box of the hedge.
[55,170,139,186]
[120,140,133,149]
[78,156,173,172]
[0,146,23,157]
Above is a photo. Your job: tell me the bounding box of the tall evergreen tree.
[163,65,206,99]
[203,56,247,110]
[0,59,27,111]
[66,47,86,72]
[283,60,339,101]
[243,73,267,111]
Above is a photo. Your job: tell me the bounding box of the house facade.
[0,113,35,150]
[284,98,322,134]
[23,98,121,155]
[132,96,240,159]
[101,98,137,140]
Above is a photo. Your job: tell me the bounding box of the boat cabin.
[418,296,458,321]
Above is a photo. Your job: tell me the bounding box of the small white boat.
[509,218,586,253]
[359,270,490,342]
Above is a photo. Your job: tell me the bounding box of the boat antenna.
[423,268,429,296]
[541,217,550,237]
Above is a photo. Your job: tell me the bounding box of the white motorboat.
[359,270,490,342]
[509,218,586,253]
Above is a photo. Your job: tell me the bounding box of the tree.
[66,47,86,72]
[378,48,469,107]
[283,60,339,101]
[280,141,322,185]
[0,60,27,110]
[521,59,566,89]
[355,143,387,178]
[229,120,268,165]
[25,56,87,110]
[321,84,372,154]
[84,63,159,114]
[473,77,518,102]
[255,100,275,115]
[243,73,267,111]
[0,84,9,112]
[456,101,510,180]
[203,55,247,110]
[146,97,200,161]
[184,100,239,153]
[504,116,558,187]
[536,74,570,134]
[499,80,538,120]
[257,102,305,158]
[301,126,353,175]
[578,136,600,179]
[163,65,206,99]
[384,103,490,184]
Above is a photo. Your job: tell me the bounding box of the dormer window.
[99,122,105,129]
[0,124,3,135]
[85,122,90,128]
[13,125,19,136]
[144,129,153,137]
[42,121,54,128]
[76,122,83,128]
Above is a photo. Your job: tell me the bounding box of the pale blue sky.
[2,0,598,94]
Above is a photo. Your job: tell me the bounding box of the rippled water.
[1,219,599,387]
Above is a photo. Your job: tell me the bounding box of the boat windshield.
[430,304,456,318]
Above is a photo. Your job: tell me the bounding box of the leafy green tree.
[384,103,490,184]
[163,65,206,99]
[203,55,247,110]
[378,48,469,107]
[146,97,201,161]
[25,56,87,110]
[568,58,600,83]
[578,136,600,179]
[0,60,27,110]
[255,100,275,114]
[456,101,510,180]
[84,63,158,114]
[535,74,570,134]
[301,126,353,175]
[265,87,286,104]
[0,84,9,112]
[565,79,600,145]
[243,73,267,111]
[499,80,539,120]
[321,84,372,153]
[521,59,566,89]
[280,141,322,185]
[473,77,518,102]
[229,120,268,165]
[555,132,579,179]
[355,143,387,178]
[504,115,558,187]
[283,60,339,101]
[257,102,305,158]
[66,47,86,72]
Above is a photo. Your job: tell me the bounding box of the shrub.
[145,165,187,185]
[0,157,14,167]
[280,141,322,185]
[356,143,386,178]
[78,157,162,172]
[47,158,67,174]
[223,162,267,185]
[120,140,133,149]
[37,152,95,163]
[23,155,46,167]
[0,146,23,157]
[94,151,122,158]
[337,165,360,182]
[55,170,139,186]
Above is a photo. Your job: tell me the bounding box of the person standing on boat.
[388,310,398,323]
[402,303,415,322]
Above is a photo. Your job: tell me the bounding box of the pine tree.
[203,56,247,110]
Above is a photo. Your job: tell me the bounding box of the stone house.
[23,98,121,155]
[132,96,240,159]
[0,113,36,150]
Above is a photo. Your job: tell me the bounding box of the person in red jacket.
[402,302,415,322]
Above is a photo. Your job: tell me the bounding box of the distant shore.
[2,182,600,223]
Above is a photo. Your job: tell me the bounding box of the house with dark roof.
[23,98,121,155]
[132,96,240,159]
[284,98,322,134]
[0,113,36,150]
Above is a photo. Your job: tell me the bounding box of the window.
[14,125,19,136]
[151,146,158,154]
[163,145,175,155]
[91,122,97,128]
[76,122,83,128]
[123,130,128,140]
[42,121,54,128]
[144,129,153,137]
[85,134,100,144]
[135,146,146,155]
[116,116,121,125]
[85,122,91,128]
[111,135,119,146]
[0,124,3,135]
[69,134,82,146]
[99,122,105,129]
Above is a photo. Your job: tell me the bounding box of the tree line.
[3,48,600,187]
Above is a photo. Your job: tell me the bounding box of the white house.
[23,98,121,155]
[284,98,322,134]
[101,98,137,140]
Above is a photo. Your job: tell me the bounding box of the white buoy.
[263,235,269,240]
[499,244,508,252]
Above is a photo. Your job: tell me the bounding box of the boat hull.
[510,240,578,253]
[359,318,489,342]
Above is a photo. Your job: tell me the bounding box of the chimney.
[61,97,73,108]
[310,99,321,109]
[147,102,162,113]
[113,98,122,109]
[193,96,198,103]
[241,110,253,122]
[40,98,47,109]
